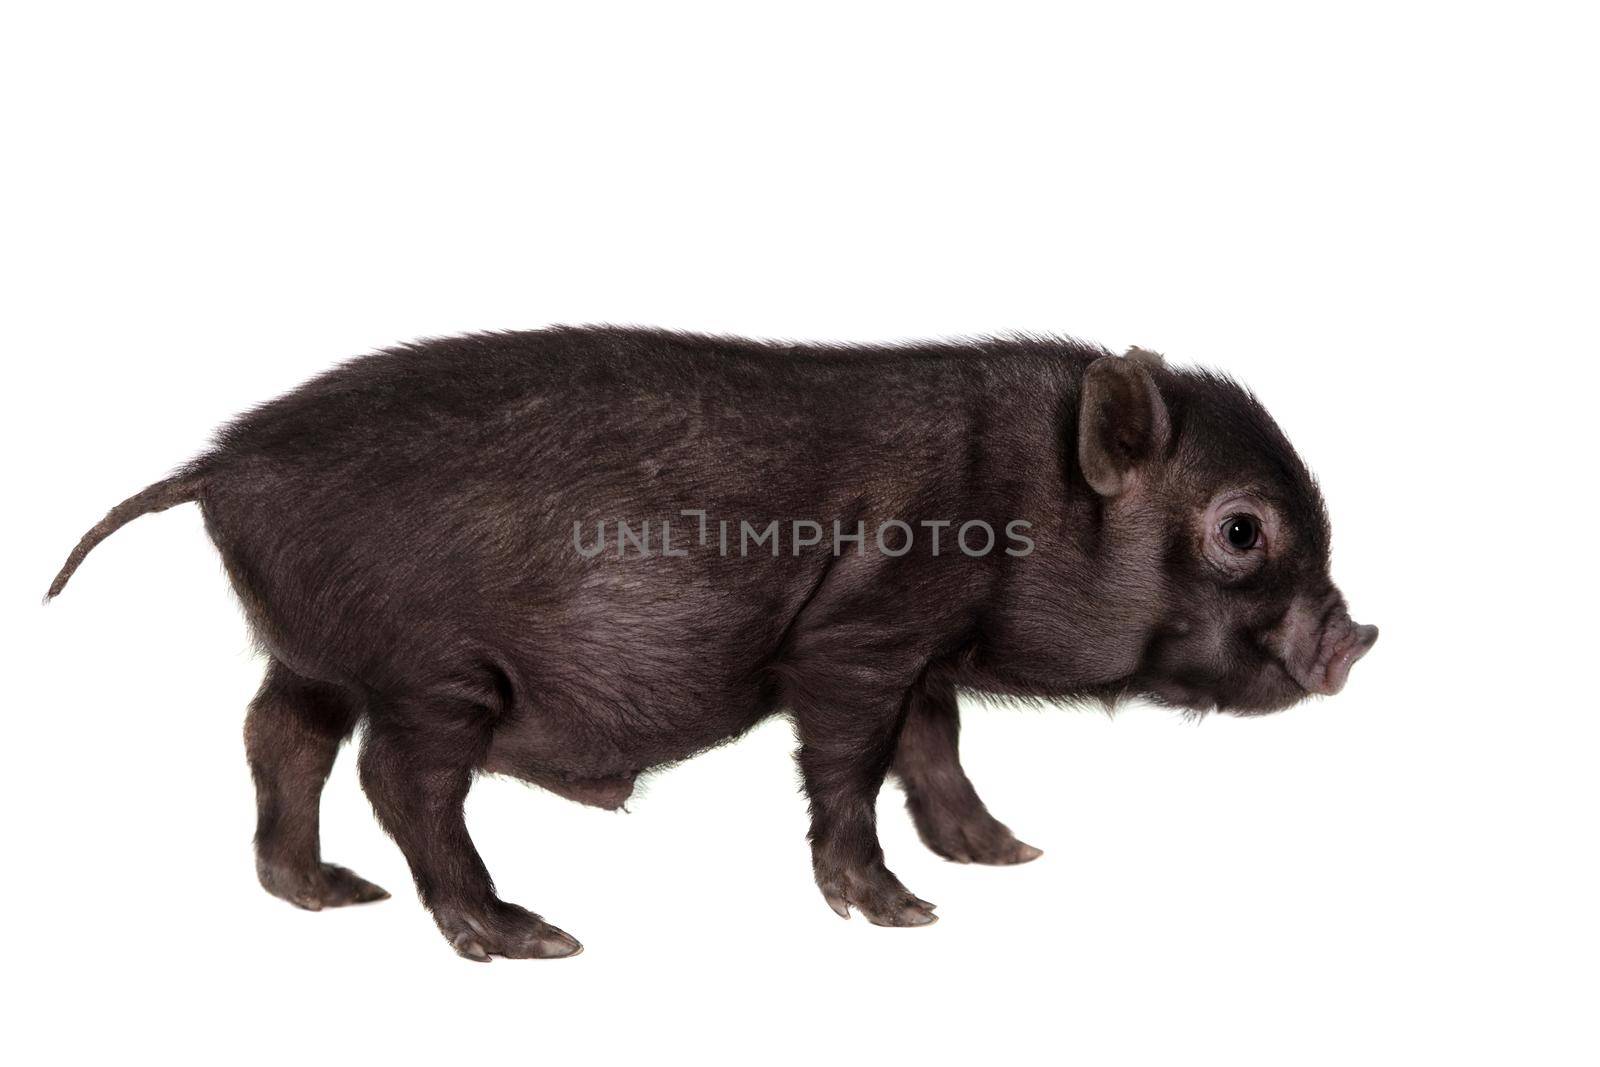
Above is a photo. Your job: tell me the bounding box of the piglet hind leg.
[893,681,1042,866]
[358,698,581,961]
[793,688,939,927]
[246,662,390,909]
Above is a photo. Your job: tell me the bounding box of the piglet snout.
[1262,596,1379,697]
[1318,623,1379,695]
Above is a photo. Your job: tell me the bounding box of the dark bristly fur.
[47,325,1377,960]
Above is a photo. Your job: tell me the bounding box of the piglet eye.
[1222,514,1260,551]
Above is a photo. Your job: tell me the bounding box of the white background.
[3,3,1595,1064]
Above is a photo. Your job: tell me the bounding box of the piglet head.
[1077,348,1378,715]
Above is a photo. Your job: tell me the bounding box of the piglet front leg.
[894,681,1042,866]
[792,686,938,927]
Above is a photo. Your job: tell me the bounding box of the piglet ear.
[1078,354,1171,496]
